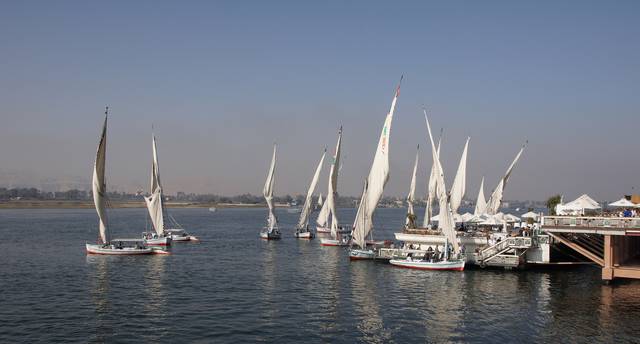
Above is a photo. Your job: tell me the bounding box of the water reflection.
[261,241,278,327]
[86,256,113,342]
[350,263,390,343]
[142,255,169,341]
[316,246,341,333]
[387,268,465,342]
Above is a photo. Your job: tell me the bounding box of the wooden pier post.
[602,235,614,281]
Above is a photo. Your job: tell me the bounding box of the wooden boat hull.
[349,248,375,260]
[260,231,281,240]
[86,243,153,255]
[294,231,314,239]
[389,259,465,271]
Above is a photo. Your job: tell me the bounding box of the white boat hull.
[316,226,331,233]
[349,248,375,260]
[144,236,171,246]
[320,238,349,246]
[260,231,281,240]
[86,243,153,255]
[389,258,465,271]
[295,231,314,239]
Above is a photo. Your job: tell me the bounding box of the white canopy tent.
[461,212,475,223]
[556,194,601,215]
[521,211,540,220]
[608,198,639,208]
[479,215,505,226]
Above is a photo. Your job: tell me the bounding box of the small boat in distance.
[209,207,217,212]
[85,107,154,255]
[260,144,281,240]
[295,148,326,239]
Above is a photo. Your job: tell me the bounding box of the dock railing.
[542,216,640,229]
[478,237,532,263]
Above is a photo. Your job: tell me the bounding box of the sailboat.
[316,194,323,210]
[405,145,419,229]
[260,144,281,240]
[485,143,526,215]
[422,132,441,228]
[349,77,401,259]
[474,177,487,215]
[86,107,153,255]
[142,133,172,246]
[319,127,350,246]
[390,110,465,270]
[449,137,469,215]
[294,149,326,239]
[142,133,198,244]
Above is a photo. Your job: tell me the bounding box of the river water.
[0,207,639,343]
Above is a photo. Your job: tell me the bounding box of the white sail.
[93,109,109,244]
[485,144,525,215]
[263,144,278,232]
[405,145,419,227]
[297,149,326,230]
[325,127,343,238]
[474,177,487,215]
[422,136,441,227]
[352,79,400,248]
[317,193,323,207]
[424,110,459,252]
[316,194,330,227]
[449,137,470,214]
[352,180,369,248]
[143,134,165,236]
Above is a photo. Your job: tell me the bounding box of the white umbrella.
[609,198,638,208]
[521,211,539,220]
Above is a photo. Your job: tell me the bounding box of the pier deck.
[542,216,640,281]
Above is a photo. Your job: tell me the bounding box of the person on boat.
[433,246,440,262]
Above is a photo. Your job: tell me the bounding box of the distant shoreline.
[0,200,268,209]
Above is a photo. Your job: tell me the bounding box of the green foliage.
[546,194,562,216]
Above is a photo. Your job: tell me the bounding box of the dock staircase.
[477,237,533,267]
[547,232,604,266]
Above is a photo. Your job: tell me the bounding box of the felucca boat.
[390,110,465,270]
[405,145,419,229]
[142,133,171,246]
[86,108,154,255]
[260,144,281,240]
[349,77,401,259]
[422,132,441,228]
[142,133,198,244]
[319,128,350,246]
[295,149,326,239]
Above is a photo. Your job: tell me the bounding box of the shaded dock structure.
[542,216,640,282]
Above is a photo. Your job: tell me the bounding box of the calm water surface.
[1,207,639,343]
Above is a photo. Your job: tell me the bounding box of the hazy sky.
[1,1,638,202]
